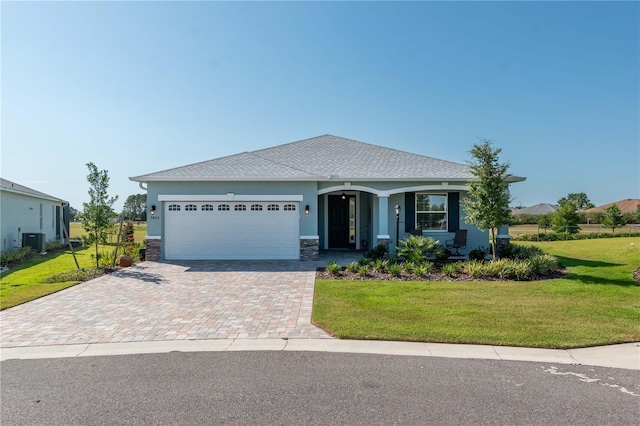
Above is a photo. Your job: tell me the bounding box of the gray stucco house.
[0,178,70,253]
[130,135,525,261]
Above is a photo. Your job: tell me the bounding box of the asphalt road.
[1,352,638,425]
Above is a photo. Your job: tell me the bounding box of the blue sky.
[2,1,638,211]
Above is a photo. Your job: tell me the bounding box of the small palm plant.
[396,235,444,263]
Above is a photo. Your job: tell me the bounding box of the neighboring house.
[0,178,70,252]
[582,199,640,214]
[130,135,526,261]
[511,203,558,216]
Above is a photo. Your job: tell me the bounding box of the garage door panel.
[164,202,300,260]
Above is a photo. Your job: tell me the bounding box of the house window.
[234,204,247,211]
[267,204,279,211]
[251,204,263,211]
[168,204,181,211]
[201,204,214,211]
[218,204,230,211]
[416,194,447,230]
[283,204,296,211]
[185,204,197,211]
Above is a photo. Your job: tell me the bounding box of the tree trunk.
[95,236,99,269]
[490,228,497,260]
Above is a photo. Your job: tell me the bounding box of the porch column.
[376,195,390,247]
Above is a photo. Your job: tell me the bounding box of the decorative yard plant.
[396,235,444,263]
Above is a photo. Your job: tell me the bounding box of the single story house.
[511,203,558,216]
[0,178,70,253]
[130,135,525,261]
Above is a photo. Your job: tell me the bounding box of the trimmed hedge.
[513,231,640,242]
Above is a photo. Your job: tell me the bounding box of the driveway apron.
[0,261,330,348]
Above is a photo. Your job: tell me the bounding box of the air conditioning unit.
[22,233,46,253]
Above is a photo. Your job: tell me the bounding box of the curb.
[2,340,638,370]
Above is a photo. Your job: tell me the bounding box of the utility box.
[22,233,46,253]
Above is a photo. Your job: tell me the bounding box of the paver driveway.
[0,261,330,348]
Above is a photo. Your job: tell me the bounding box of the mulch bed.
[316,267,567,282]
[634,269,640,283]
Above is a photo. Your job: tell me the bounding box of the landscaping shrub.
[403,261,416,274]
[327,261,341,276]
[366,244,388,260]
[0,247,34,267]
[512,231,640,242]
[529,254,559,275]
[463,260,486,278]
[469,246,489,261]
[388,263,403,277]
[442,262,461,277]
[372,258,389,272]
[43,267,104,283]
[91,249,116,268]
[413,261,433,277]
[346,261,359,273]
[396,235,444,263]
[357,265,370,277]
[500,244,544,260]
[358,257,371,266]
[45,240,63,251]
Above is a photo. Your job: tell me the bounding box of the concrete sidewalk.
[2,339,638,370]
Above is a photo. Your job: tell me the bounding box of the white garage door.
[164,201,300,260]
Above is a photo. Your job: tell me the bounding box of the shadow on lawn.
[555,255,639,287]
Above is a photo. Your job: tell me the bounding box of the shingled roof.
[0,178,66,203]
[130,134,526,183]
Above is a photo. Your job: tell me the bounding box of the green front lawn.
[0,247,100,310]
[313,237,640,348]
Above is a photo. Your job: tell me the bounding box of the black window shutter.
[447,192,460,232]
[405,192,415,232]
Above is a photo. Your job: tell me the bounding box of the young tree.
[123,193,147,221]
[537,213,552,230]
[462,139,513,260]
[552,202,580,234]
[78,163,118,268]
[557,192,595,210]
[602,203,625,233]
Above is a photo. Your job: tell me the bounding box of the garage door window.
[251,204,263,211]
[168,204,180,211]
[234,204,247,211]
[218,204,230,211]
[284,204,296,211]
[185,204,197,211]
[267,204,279,211]
[201,204,214,211]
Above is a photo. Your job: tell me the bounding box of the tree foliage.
[123,193,147,221]
[557,192,595,210]
[602,204,625,233]
[78,163,118,268]
[462,139,513,260]
[552,202,580,234]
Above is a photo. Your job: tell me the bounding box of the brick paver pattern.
[0,261,331,348]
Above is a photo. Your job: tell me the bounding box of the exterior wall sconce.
[341,192,346,200]
[305,205,310,215]
[150,205,156,216]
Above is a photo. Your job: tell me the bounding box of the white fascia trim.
[158,194,304,202]
[131,177,323,182]
[300,235,320,240]
[317,184,467,197]
[376,235,391,239]
[145,235,162,240]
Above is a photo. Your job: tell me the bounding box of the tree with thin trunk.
[78,163,118,268]
[462,139,513,260]
[602,203,625,233]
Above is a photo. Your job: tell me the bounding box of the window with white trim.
[218,204,230,211]
[185,204,197,211]
[416,194,447,230]
[267,204,279,211]
[168,204,180,211]
[234,204,247,211]
[251,204,263,211]
[283,204,296,211]
[201,204,214,211]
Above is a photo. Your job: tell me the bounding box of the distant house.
[582,199,640,214]
[511,203,558,216]
[0,178,70,252]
